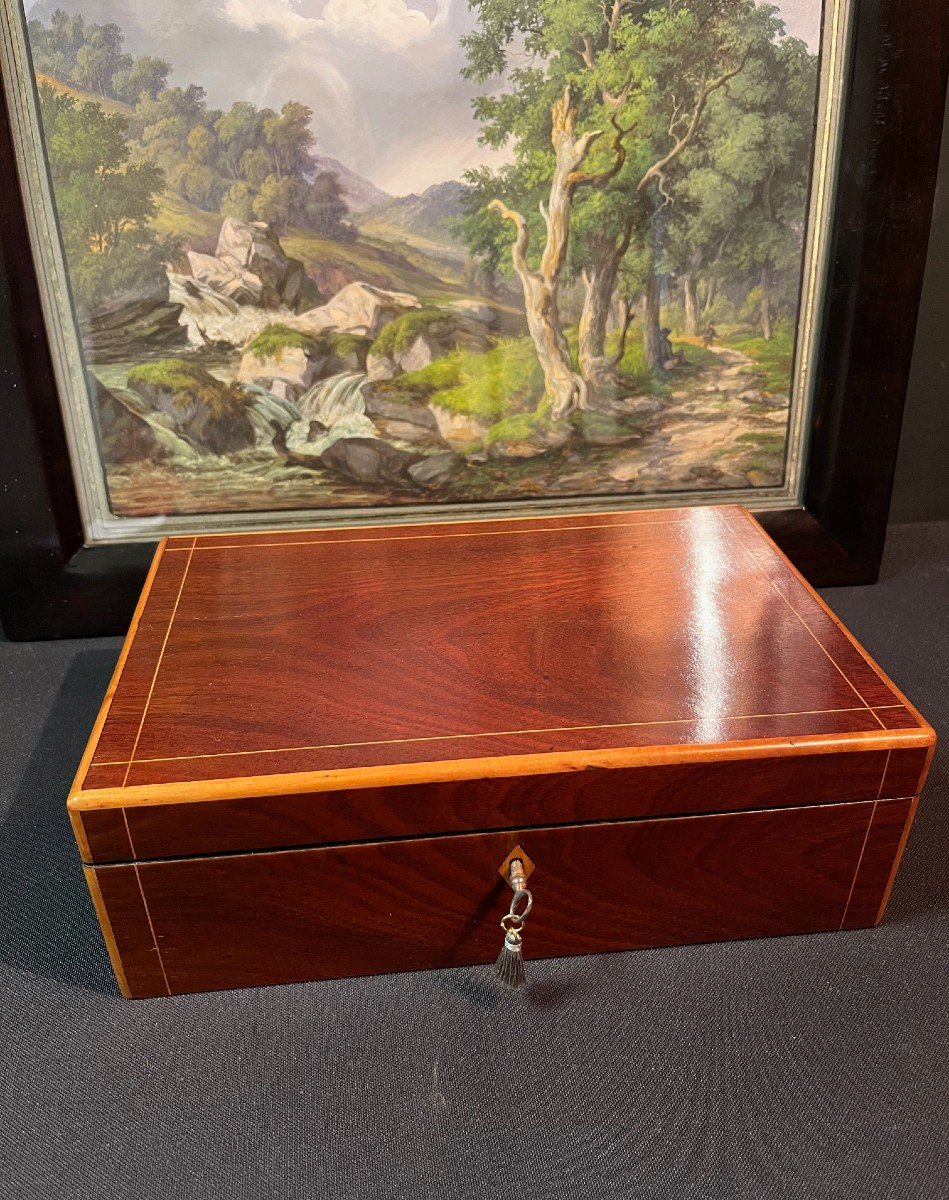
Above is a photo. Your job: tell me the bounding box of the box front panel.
[90,796,916,998]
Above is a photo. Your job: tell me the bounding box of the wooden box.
[69,506,935,998]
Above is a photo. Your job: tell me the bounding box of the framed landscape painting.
[0,0,947,635]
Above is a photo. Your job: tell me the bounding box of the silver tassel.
[494,927,525,989]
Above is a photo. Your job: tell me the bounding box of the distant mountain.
[363,181,470,248]
[312,155,391,214]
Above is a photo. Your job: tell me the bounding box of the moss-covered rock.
[127,358,255,454]
[367,307,491,381]
[485,405,571,460]
[238,324,372,400]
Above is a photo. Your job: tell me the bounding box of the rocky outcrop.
[167,219,319,346]
[126,359,256,455]
[428,404,492,452]
[213,218,310,309]
[407,451,465,488]
[94,378,169,464]
[237,344,325,402]
[321,437,423,488]
[366,309,490,381]
[291,282,421,340]
[83,291,186,363]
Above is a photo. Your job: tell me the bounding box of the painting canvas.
[10,0,835,534]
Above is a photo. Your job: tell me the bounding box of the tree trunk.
[642,257,663,370]
[682,274,699,336]
[760,263,773,341]
[703,276,717,315]
[490,90,606,419]
[578,246,625,402]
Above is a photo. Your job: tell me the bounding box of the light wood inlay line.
[121,537,196,787]
[121,808,136,859]
[839,800,878,929]
[132,864,171,996]
[717,513,884,725]
[877,749,892,799]
[162,517,691,553]
[96,706,879,770]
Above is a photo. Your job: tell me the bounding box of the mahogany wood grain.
[75,744,913,864]
[90,796,915,998]
[69,506,934,867]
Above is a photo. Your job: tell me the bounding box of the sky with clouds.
[27,0,825,196]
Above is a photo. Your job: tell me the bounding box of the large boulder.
[187,250,264,306]
[292,282,422,340]
[83,290,187,363]
[428,404,492,452]
[320,437,423,488]
[238,346,323,401]
[366,309,490,381]
[126,358,256,454]
[237,326,334,401]
[216,217,299,301]
[447,299,499,326]
[93,378,168,465]
[407,451,465,488]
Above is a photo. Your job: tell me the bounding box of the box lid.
[70,505,935,864]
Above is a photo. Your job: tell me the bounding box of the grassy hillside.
[34,71,134,116]
[281,230,465,304]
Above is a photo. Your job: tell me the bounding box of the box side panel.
[84,865,170,998]
[101,798,891,997]
[839,795,919,929]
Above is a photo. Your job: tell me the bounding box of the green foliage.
[220,181,256,222]
[370,308,454,358]
[411,337,544,420]
[723,319,795,392]
[29,12,167,104]
[484,400,555,446]
[246,323,320,361]
[37,85,172,310]
[252,174,307,231]
[112,56,170,104]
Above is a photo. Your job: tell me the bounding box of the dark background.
[891,88,949,523]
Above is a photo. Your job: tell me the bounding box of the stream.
[286,371,377,456]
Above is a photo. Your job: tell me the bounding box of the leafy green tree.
[262,102,314,180]
[37,85,171,310]
[112,56,171,104]
[252,174,307,231]
[305,171,348,237]
[462,0,762,412]
[215,102,271,176]
[239,146,274,190]
[220,181,256,222]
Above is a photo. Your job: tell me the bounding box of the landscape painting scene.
[25,0,823,518]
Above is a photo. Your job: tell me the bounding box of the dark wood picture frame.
[1,0,947,640]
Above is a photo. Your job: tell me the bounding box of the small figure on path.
[703,322,717,348]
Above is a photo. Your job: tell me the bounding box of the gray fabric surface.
[0,522,946,1200]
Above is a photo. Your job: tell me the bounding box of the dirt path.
[596,342,790,493]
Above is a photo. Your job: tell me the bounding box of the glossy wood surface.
[89,795,917,998]
[69,504,933,863]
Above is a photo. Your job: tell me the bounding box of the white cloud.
[321,0,434,51]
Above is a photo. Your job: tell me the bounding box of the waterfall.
[166,270,285,348]
[298,372,369,426]
[286,371,377,456]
